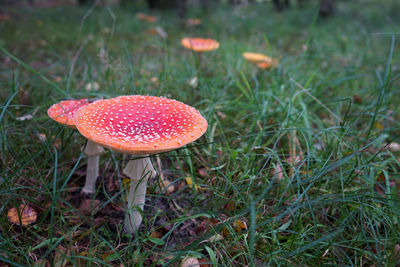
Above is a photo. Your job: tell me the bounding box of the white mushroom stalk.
[122,155,156,233]
[82,140,105,194]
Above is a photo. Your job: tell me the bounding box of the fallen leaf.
[374,121,384,130]
[160,179,175,194]
[7,203,37,226]
[150,231,163,239]
[234,219,247,233]
[185,177,200,190]
[181,257,199,267]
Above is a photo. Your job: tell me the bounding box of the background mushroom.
[181,37,219,71]
[47,99,104,195]
[74,95,207,234]
[181,37,220,52]
[242,52,279,69]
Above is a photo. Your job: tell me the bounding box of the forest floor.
[1,0,400,266]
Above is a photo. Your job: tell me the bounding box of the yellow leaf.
[374,121,384,130]
[234,219,247,233]
[7,203,37,226]
[185,177,200,190]
[122,178,130,188]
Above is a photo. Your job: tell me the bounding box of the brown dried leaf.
[150,231,163,239]
[181,257,199,267]
[7,204,37,226]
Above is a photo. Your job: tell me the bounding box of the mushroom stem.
[82,140,104,194]
[122,155,156,234]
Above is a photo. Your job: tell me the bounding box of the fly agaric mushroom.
[181,38,219,52]
[74,95,207,234]
[242,52,278,69]
[47,99,104,194]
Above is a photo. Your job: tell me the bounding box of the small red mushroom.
[74,95,208,234]
[47,99,104,194]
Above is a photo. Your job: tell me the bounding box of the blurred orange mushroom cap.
[242,52,279,69]
[242,52,272,63]
[181,38,220,52]
[257,58,279,69]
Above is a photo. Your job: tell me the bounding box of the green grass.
[1,0,400,265]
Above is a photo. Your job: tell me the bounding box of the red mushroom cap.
[181,38,220,52]
[74,95,208,155]
[47,99,89,128]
